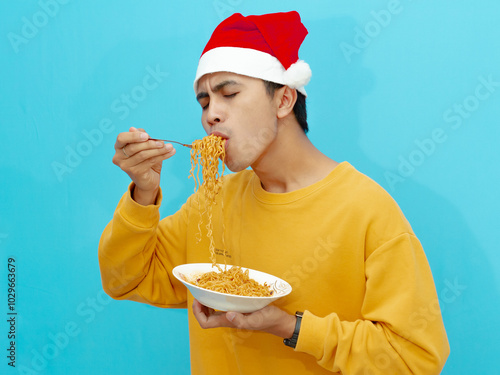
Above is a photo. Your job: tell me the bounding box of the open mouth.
[210,131,229,148]
[210,131,228,140]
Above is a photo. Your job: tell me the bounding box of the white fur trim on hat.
[283,60,311,90]
[194,47,309,96]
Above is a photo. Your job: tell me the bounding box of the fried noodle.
[189,134,226,264]
[188,134,273,298]
[191,266,273,297]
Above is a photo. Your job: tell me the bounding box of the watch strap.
[283,311,303,348]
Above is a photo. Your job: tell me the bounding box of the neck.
[251,119,338,193]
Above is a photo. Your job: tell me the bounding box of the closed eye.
[200,92,238,110]
[199,100,209,110]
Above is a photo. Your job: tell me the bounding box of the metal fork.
[148,138,192,148]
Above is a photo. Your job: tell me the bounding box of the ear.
[276,86,297,119]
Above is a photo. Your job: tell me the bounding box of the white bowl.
[172,263,292,313]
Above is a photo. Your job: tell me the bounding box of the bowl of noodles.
[173,263,292,313]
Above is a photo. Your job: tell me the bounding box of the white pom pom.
[282,60,312,89]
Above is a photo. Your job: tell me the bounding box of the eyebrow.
[196,80,239,102]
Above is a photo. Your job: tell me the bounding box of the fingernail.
[140,133,148,140]
[156,141,163,147]
[226,312,236,322]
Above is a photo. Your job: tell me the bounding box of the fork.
[148,138,193,148]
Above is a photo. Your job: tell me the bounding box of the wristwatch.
[283,311,303,348]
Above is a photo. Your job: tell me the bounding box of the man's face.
[196,72,279,172]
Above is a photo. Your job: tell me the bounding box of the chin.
[224,157,251,173]
[225,163,248,173]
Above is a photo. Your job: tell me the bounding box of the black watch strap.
[283,311,303,348]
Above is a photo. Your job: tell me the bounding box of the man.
[99,11,449,374]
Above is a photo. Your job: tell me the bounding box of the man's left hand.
[192,299,296,338]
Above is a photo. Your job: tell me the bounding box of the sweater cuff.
[294,310,337,359]
[117,183,163,228]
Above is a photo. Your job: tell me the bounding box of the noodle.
[191,266,273,297]
[189,134,226,265]
[188,135,273,298]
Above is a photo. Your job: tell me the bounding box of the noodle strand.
[188,135,273,298]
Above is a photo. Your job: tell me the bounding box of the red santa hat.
[194,11,312,96]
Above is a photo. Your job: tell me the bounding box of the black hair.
[263,80,308,133]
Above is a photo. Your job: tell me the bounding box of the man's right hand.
[112,126,176,205]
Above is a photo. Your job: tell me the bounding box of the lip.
[210,131,229,149]
[210,131,229,140]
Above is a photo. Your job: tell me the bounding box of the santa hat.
[194,11,312,96]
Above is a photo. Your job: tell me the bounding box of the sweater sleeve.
[295,233,450,374]
[98,184,190,308]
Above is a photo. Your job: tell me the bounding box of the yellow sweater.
[98,162,449,374]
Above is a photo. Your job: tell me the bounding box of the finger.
[192,300,229,329]
[115,130,149,150]
[129,126,148,134]
[193,299,214,314]
[119,139,168,161]
[192,300,215,327]
[123,143,174,163]
[192,300,207,323]
[225,306,273,330]
[113,142,174,168]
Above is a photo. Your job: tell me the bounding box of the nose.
[206,100,223,126]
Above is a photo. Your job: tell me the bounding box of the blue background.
[1,1,499,374]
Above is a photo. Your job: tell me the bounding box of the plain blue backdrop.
[1,1,499,374]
